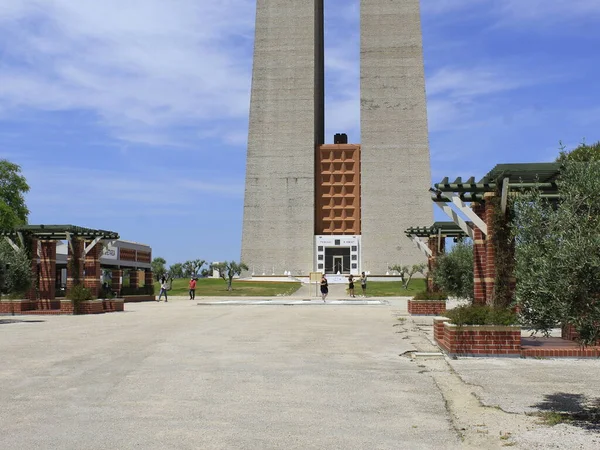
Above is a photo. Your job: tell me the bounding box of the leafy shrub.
[446,305,519,326]
[413,290,448,300]
[66,284,93,302]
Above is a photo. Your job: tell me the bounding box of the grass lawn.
[155,277,301,297]
[365,278,426,297]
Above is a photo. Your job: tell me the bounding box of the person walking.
[320,274,329,301]
[360,272,367,297]
[189,277,197,300]
[348,274,356,298]
[158,276,169,302]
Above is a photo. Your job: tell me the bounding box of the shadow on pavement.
[0,319,46,324]
[533,392,600,430]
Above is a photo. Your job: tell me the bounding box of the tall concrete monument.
[242,0,432,276]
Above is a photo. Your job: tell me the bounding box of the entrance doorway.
[325,248,351,274]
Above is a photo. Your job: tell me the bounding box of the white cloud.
[0,0,255,147]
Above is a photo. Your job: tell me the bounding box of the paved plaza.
[1,298,599,449]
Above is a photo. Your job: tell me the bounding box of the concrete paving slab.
[0,301,460,450]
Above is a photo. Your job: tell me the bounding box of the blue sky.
[0,0,599,267]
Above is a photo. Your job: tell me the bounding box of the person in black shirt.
[320,274,329,301]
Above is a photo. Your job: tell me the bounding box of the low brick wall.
[102,299,125,312]
[77,300,105,315]
[0,299,36,313]
[436,322,521,356]
[408,299,447,316]
[60,300,74,314]
[433,317,450,350]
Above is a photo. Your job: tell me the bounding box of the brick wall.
[39,240,57,300]
[84,241,102,297]
[26,238,39,301]
[408,300,447,316]
[442,323,521,356]
[66,239,84,294]
[0,300,36,313]
[129,270,139,289]
[427,236,445,292]
[144,270,153,287]
[77,300,104,315]
[433,317,450,349]
[111,269,123,295]
[472,202,487,305]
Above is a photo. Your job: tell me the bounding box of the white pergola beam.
[410,234,433,258]
[501,177,510,214]
[4,236,19,252]
[16,231,24,248]
[84,237,103,256]
[435,202,475,240]
[450,194,487,235]
[65,232,74,253]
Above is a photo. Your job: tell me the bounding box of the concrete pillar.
[84,241,102,298]
[111,269,123,296]
[241,0,323,276]
[360,0,433,273]
[66,239,84,294]
[39,241,57,301]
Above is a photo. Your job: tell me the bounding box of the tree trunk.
[227,278,233,291]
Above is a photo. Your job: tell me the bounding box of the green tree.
[513,161,600,346]
[151,257,167,281]
[182,260,194,278]
[557,140,600,163]
[432,241,474,300]
[168,263,184,279]
[182,259,205,278]
[213,261,249,291]
[0,159,30,231]
[388,263,427,290]
[0,240,33,297]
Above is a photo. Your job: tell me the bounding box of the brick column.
[66,239,84,294]
[427,235,445,292]
[472,202,487,305]
[483,193,496,304]
[39,241,57,300]
[84,241,102,298]
[26,238,39,301]
[111,269,123,296]
[144,270,153,287]
[130,270,139,290]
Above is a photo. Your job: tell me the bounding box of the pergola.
[405,221,469,292]
[1,225,120,303]
[409,163,562,304]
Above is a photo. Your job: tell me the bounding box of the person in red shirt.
[189,277,197,300]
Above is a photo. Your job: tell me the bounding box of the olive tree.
[388,263,426,290]
[513,161,600,346]
[0,240,33,297]
[432,241,474,300]
[213,261,249,291]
